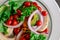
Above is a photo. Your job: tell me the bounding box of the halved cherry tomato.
[36,20,42,26]
[12,19,18,26]
[41,10,47,16]
[9,15,13,20]
[32,2,38,7]
[24,2,31,7]
[6,19,12,25]
[13,14,19,19]
[13,27,20,35]
[16,9,21,16]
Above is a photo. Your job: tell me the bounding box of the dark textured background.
[56,0,60,7]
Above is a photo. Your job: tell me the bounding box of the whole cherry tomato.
[37,6,42,12]
[13,27,20,35]
[41,10,47,16]
[16,9,21,16]
[25,34,30,40]
[9,15,13,20]
[6,19,12,25]
[12,19,18,26]
[32,2,38,7]
[13,14,19,19]
[20,35,26,40]
[24,2,31,7]
[36,20,42,26]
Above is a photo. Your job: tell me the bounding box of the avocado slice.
[31,14,39,26]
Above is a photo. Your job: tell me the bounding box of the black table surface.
[56,0,60,7]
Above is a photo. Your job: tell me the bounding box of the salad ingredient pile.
[0,0,50,40]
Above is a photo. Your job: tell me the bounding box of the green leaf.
[0,23,4,32]
[0,5,7,18]
[18,5,37,21]
[9,0,30,10]
[0,5,10,34]
[1,8,11,22]
[30,32,46,40]
[3,26,8,34]
[18,16,25,21]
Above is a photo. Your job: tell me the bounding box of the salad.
[0,0,51,40]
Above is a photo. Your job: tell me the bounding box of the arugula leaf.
[0,5,11,34]
[9,0,30,11]
[0,21,8,34]
[0,22,4,32]
[1,8,11,22]
[21,5,37,16]
[3,26,8,34]
[0,5,7,18]
[18,5,37,21]
[30,32,46,40]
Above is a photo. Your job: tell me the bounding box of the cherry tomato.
[36,20,42,26]
[20,37,26,40]
[12,19,18,26]
[43,28,48,34]
[6,19,12,25]
[13,28,20,35]
[41,10,47,16]
[25,34,30,40]
[13,14,19,19]
[25,17,29,21]
[24,2,31,7]
[16,9,21,16]
[37,6,42,12]
[9,15,13,20]
[32,2,38,7]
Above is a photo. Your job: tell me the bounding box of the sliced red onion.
[16,30,23,40]
[38,15,49,32]
[3,21,23,28]
[28,10,43,34]
[33,26,37,30]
